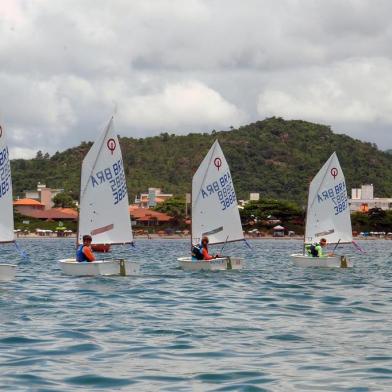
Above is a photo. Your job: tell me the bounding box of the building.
[349,184,392,212]
[13,198,45,215]
[134,188,173,208]
[15,207,78,221]
[238,193,261,208]
[129,205,173,226]
[249,193,260,201]
[23,183,64,210]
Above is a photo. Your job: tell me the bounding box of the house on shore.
[129,205,173,227]
[349,184,392,212]
[134,188,173,208]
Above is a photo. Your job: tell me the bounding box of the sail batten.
[78,118,132,245]
[305,152,352,244]
[0,125,15,243]
[192,140,243,245]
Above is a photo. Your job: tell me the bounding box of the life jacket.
[191,244,204,260]
[309,243,320,257]
[76,244,88,262]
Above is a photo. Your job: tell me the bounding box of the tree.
[240,198,303,222]
[153,197,186,225]
[52,192,76,208]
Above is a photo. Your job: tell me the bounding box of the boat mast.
[75,149,83,250]
[302,177,312,255]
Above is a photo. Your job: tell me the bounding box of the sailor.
[305,238,329,257]
[199,236,220,260]
[76,235,96,262]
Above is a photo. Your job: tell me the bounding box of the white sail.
[78,118,132,245]
[0,125,14,243]
[305,152,352,244]
[192,140,243,245]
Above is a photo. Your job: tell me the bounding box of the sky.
[1,0,392,158]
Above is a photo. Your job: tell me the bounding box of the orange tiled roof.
[139,196,166,203]
[18,208,78,220]
[128,206,173,222]
[13,198,44,206]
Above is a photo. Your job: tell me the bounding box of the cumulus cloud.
[257,58,392,146]
[1,0,392,157]
[117,81,247,132]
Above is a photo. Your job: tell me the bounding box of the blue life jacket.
[191,244,204,260]
[76,245,88,262]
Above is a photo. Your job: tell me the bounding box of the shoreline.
[14,234,390,241]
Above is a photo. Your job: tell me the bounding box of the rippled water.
[0,239,391,391]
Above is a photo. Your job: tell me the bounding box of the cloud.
[117,81,247,132]
[257,58,392,146]
[1,0,392,156]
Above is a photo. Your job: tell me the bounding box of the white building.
[24,183,64,210]
[134,188,173,208]
[349,184,392,212]
[249,192,260,201]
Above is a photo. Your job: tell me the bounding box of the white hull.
[59,259,140,276]
[0,264,16,281]
[291,254,352,268]
[177,256,244,271]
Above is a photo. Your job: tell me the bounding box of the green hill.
[10,117,392,204]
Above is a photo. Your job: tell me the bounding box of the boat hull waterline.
[59,259,140,276]
[177,256,244,271]
[0,264,17,281]
[290,254,352,268]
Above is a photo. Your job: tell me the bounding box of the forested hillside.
[11,117,392,204]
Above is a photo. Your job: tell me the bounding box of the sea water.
[0,239,391,391]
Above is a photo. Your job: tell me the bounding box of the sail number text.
[200,171,237,211]
[0,147,11,198]
[317,181,348,215]
[90,159,127,205]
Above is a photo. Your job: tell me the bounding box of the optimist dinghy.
[0,124,17,282]
[59,118,139,276]
[291,152,353,268]
[177,140,245,271]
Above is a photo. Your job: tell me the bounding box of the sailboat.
[0,124,17,281]
[59,118,139,276]
[291,152,353,268]
[178,140,245,271]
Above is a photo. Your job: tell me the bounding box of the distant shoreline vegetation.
[10,117,392,205]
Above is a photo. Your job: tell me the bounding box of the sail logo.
[331,167,338,179]
[90,159,127,205]
[214,157,222,171]
[107,138,116,155]
[0,147,11,198]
